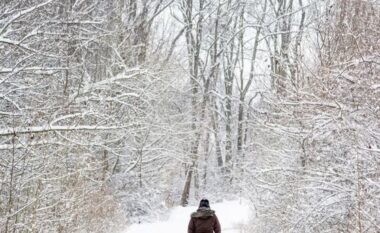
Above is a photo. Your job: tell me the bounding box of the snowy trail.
[123,200,251,233]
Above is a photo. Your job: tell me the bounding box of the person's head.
[199,199,210,208]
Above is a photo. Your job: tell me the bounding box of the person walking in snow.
[188,199,221,233]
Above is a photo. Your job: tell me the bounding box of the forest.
[0,0,379,232]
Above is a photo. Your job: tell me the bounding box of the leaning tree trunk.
[180,0,206,206]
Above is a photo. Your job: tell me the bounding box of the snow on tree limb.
[0,124,135,137]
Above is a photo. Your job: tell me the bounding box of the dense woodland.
[0,0,379,232]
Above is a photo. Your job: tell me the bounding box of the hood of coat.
[191,207,215,219]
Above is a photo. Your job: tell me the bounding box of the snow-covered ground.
[123,199,252,233]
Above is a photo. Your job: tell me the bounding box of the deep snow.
[123,199,252,233]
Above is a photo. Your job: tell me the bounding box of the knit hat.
[199,199,210,208]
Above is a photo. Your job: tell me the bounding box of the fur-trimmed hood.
[188,207,221,233]
[191,207,215,219]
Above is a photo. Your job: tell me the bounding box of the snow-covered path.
[123,200,251,233]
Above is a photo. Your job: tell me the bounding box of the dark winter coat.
[188,207,221,233]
